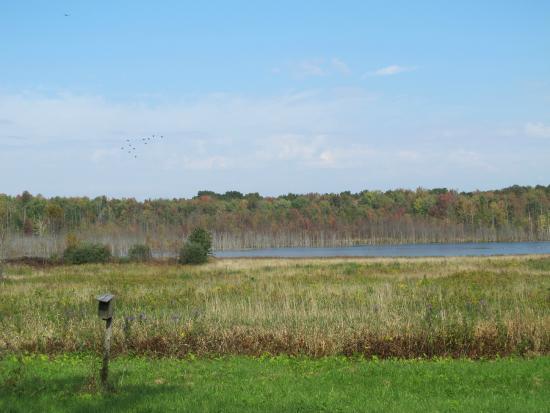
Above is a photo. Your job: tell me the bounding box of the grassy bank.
[1,354,548,412]
[0,256,549,357]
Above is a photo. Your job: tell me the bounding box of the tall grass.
[0,256,549,358]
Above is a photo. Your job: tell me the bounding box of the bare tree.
[0,229,5,280]
[0,201,9,279]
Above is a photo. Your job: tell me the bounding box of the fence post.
[97,294,115,389]
[101,317,113,387]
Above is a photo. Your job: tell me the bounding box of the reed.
[0,256,548,358]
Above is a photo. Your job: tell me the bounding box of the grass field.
[0,255,549,357]
[1,354,549,412]
[1,256,549,411]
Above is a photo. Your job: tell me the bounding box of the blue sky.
[1,1,549,198]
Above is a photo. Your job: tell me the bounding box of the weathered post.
[97,294,115,389]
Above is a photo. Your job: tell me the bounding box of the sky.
[0,1,549,199]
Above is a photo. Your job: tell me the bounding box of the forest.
[1,185,549,257]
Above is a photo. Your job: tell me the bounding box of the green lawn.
[1,354,548,412]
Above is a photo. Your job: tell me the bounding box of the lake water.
[215,241,550,258]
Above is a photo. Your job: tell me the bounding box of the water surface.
[215,241,550,258]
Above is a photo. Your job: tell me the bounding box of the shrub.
[187,227,213,256]
[65,233,80,249]
[49,253,62,265]
[128,244,152,262]
[63,243,111,265]
[179,242,208,264]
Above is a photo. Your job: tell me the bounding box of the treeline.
[1,185,550,257]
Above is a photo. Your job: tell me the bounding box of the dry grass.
[0,255,549,358]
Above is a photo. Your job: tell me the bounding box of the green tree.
[179,242,208,264]
[187,227,213,256]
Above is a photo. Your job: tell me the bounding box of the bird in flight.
[118,134,166,159]
[64,13,70,17]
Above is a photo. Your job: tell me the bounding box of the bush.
[187,227,213,256]
[128,244,152,262]
[49,253,62,265]
[63,243,111,265]
[179,242,208,264]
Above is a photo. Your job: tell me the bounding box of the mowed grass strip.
[0,256,549,357]
[0,355,548,413]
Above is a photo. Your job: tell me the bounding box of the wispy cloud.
[368,65,416,77]
[0,90,547,197]
[286,58,351,78]
[91,148,119,163]
[261,134,325,162]
[448,149,496,172]
[296,60,326,77]
[525,122,550,139]
[166,155,232,171]
[397,150,421,161]
[257,134,375,168]
[0,89,379,174]
[330,58,351,75]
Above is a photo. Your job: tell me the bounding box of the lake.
[215,241,550,258]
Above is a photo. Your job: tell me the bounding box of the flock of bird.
[64,13,166,161]
[120,134,164,159]
[63,13,166,160]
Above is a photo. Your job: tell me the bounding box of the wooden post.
[97,293,115,390]
[101,317,112,388]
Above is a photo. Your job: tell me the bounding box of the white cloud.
[448,150,496,172]
[260,134,324,161]
[0,90,380,178]
[495,127,519,137]
[256,134,375,169]
[525,122,550,139]
[91,148,119,163]
[330,58,351,75]
[369,65,416,77]
[296,60,326,77]
[397,150,420,161]
[180,156,231,170]
[319,150,335,165]
[257,134,332,166]
[0,89,546,197]
[287,58,351,78]
[323,147,372,168]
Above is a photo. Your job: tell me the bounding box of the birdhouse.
[97,294,115,320]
